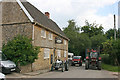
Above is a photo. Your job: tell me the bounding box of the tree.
[81,20,104,37]
[2,35,40,66]
[63,20,80,55]
[102,38,119,65]
[105,28,118,39]
[90,34,107,49]
[63,20,91,57]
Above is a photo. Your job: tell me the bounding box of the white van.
[68,53,74,61]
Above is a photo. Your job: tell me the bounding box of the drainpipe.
[31,23,35,72]
[32,24,35,45]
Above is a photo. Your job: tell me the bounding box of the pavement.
[6,69,50,78]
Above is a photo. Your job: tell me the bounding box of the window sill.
[49,39,53,41]
[41,36,46,39]
[44,57,49,59]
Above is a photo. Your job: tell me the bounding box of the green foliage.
[102,63,119,72]
[102,38,120,65]
[101,54,110,64]
[63,20,91,57]
[90,34,107,48]
[105,29,118,39]
[2,35,40,66]
[81,20,104,37]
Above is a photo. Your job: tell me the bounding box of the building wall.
[33,25,68,71]
[2,1,30,24]
[1,1,68,72]
[1,1,33,44]
[2,23,33,44]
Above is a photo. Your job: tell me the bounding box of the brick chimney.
[45,12,50,19]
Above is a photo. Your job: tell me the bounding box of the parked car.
[0,72,5,80]
[71,56,82,66]
[51,59,69,72]
[0,51,16,74]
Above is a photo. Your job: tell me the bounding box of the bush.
[2,35,40,66]
[101,54,110,64]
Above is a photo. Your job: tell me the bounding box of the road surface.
[6,64,118,78]
[25,64,118,78]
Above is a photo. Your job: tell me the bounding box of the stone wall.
[34,25,54,48]
[32,48,51,71]
[2,1,30,24]
[32,25,68,71]
[2,23,33,44]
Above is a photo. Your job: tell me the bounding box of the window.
[64,51,67,57]
[49,32,53,40]
[57,50,61,57]
[44,48,50,59]
[41,29,46,38]
[64,40,67,45]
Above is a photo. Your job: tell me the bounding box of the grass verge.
[102,63,119,72]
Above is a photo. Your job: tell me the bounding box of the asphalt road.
[6,64,118,78]
[29,64,118,78]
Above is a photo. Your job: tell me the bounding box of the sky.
[1,0,120,32]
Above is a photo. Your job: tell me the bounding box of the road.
[6,64,118,78]
[30,64,118,78]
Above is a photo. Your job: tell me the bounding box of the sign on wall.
[55,37,63,44]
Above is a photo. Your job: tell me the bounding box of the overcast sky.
[2,0,119,32]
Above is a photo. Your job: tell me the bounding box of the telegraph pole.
[114,14,116,40]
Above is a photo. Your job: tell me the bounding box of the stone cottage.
[0,0,69,73]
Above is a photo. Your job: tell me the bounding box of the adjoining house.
[0,0,69,73]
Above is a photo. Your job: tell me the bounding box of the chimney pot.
[45,12,50,19]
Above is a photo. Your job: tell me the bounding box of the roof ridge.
[16,0,34,22]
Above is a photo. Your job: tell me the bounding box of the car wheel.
[98,61,101,70]
[65,63,69,71]
[85,60,89,70]
[62,66,65,72]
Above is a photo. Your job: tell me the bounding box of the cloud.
[27,0,119,32]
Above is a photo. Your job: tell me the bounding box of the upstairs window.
[41,29,46,38]
[49,32,53,40]
[64,40,67,45]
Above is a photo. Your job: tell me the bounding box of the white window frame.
[64,51,67,57]
[41,29,46,38]
[64,40,67,45]
[44,48,50,59]
[57,50,61,58]
[49,32,53,40]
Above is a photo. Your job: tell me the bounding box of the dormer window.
[41,29,46,38]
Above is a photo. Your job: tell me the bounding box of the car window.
[73,57,80,59]
[90,52,98,58]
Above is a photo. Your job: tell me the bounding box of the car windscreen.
[73,57,80,59]
[90,52,98,58]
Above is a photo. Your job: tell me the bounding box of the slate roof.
[20,0,68,40]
